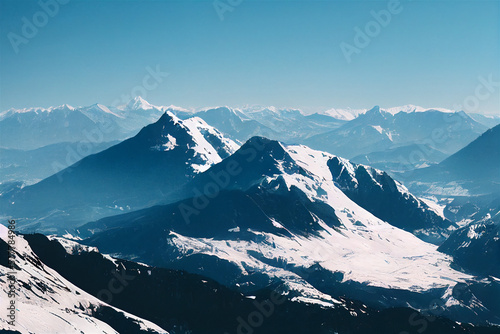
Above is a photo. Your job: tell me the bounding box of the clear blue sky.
[1,0,499,114]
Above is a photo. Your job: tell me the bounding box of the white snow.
[371,125,384,134]
[383,105,455,115]
[165,143,471,306]
[151,133,178,151]
[0,104,76,120]
[126,96,154,110]
[0,224,168,334]
[47,235,99,255]
[182,116,239,173]
[466,225,483,239]
[316,105,456,121]
[319,108,367,121]
[420,197,446,219]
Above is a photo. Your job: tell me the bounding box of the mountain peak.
[367,105,381,113]
[244,136,285,154]
[126,96,154,110]
[57,103,75,111]
[361,105,390,120]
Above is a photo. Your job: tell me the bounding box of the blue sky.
[1,0,499,114]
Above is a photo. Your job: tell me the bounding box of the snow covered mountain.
[316,104,455,121]
[317,107,368,121]
[2,228,490,334]
[78,137,498,325]
[438,220,500,278]
[172,105,346,144]
[0,224,168,334]
[0,104,124,150]
[328,155,456,244]
[0,97,168,150]
[304,106,487,161]
[0,112,239,233]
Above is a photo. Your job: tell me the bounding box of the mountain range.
[71,137,498,325]
[1,99,497,186]
[1,99,499,332]
[0,111,238,232]
[304,106,488,161]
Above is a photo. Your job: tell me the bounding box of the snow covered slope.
[327,154,456,244]
[11,231,490,334]
[81,137,498,325]
[0,224,168,334]
[439,220,500,278]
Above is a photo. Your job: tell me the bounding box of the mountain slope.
[77,137,498,325]
[0,140,118,185]
[468,113,500,129]
[4,231,493,334]
[403,124,500,196]
[438,124,500,182]
[438,221,500,278]
[0,224,168,334]
[0,112,239,233]
[328,156,456,244]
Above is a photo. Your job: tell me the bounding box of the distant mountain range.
[170,105,347,144]
[1,98,498,186]
[304,106,488,160]
[0,111,238,232]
